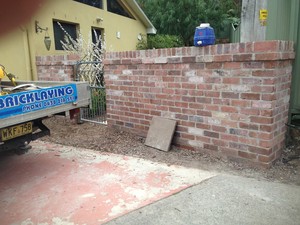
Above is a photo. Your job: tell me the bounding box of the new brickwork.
[104,41,295,167]
[36,54,80,81]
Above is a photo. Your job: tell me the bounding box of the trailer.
[0,80,90,153]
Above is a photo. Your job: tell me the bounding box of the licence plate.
[1,122,33,141]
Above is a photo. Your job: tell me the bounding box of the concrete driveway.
[0,141,215,225]
[1,141,300,225]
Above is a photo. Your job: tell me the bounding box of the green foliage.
[137,0,241,46]
[90,88,106,116]
[136,34,184,50]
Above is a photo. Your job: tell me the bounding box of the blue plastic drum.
[194,23,215,47]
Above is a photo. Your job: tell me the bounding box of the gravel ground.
[40,116,300,186]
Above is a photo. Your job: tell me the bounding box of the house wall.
[33,0,148,55]
[0,28,33,80]
[104,41,295,167]
[0,0,149,81]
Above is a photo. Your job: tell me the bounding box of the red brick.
[204,91,220,98]
[162,89,175,94]
[239,137,258,146]
[182,56,196,63]
[195,136,211,143]
[261,94,275,101]
[220,120,238,128]
[239,122,259,130]
[197,110,212,117]
[213,99,230,105]
[252,70,276,77]
[222,92,240,99]
[204,77,222,83]
[221,134,238,142]
[260,125,274,132]
[241,93,260,100]
[254,41,279,52]
[205,105,220,111]
[221,106,238,113]
[195,123,210,130]
[238,151,257,160]
[223,62,242,69]
[206,62,223,69]
[258,153,276,163]
[168,83,181,88]
[189,103,204,110]
[204,144,218,151]
[243,62,263,69]
[242,77,262,85]
[188,90,204,96]
[250,116,273,124]
[212,125,227,133]
[204,131,219,138]
[259,140,273,148]
[223,77,240,84]
[212,139,229,147]
[240,108,259,116]
[213,55,232,62]
[181,133,195,140]
[182,83,197,89]
[231,99,251,107]
[248,146,272,156]
[196,97,211,104]
[220,147,238,157]
[175,102,189,108]
[233,54,253,61]
[255,53,280,61]
[162,77,174,82]
[175,114,189,120]
[197,84,213,90]
[260,109,273,117]
[264,61,279,69]
[183,96,196,102]
[182,108,197,115]
[251,86,275,93]
[229,142,248,151]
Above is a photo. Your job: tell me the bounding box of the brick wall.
[36,54,80,81]
[104,40,294,167]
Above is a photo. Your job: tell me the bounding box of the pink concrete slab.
[0,141,215,225]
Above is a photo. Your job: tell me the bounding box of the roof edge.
[127,0,157,34]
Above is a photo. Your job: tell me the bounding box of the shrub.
[137,34,184,50]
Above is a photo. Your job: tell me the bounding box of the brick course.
[103,41,294,167]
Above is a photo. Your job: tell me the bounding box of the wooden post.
[241,0,267,42]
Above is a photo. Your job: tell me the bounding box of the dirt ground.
[40,116,300,186]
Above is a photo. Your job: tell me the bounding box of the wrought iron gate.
[75,61,107,124]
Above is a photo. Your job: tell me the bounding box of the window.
[107,0,134,19]
[53,21,78,50]
[74,0,103,9]
[91,27,102,50]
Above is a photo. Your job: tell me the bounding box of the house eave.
[127,0,157,34]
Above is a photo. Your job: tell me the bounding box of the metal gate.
[75,61,107,124]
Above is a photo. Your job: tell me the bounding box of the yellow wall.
[0,28,33,80]
[0,0,149,80]
[33,0,148,54]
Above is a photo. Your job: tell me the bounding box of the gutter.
[127,0,157,34]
